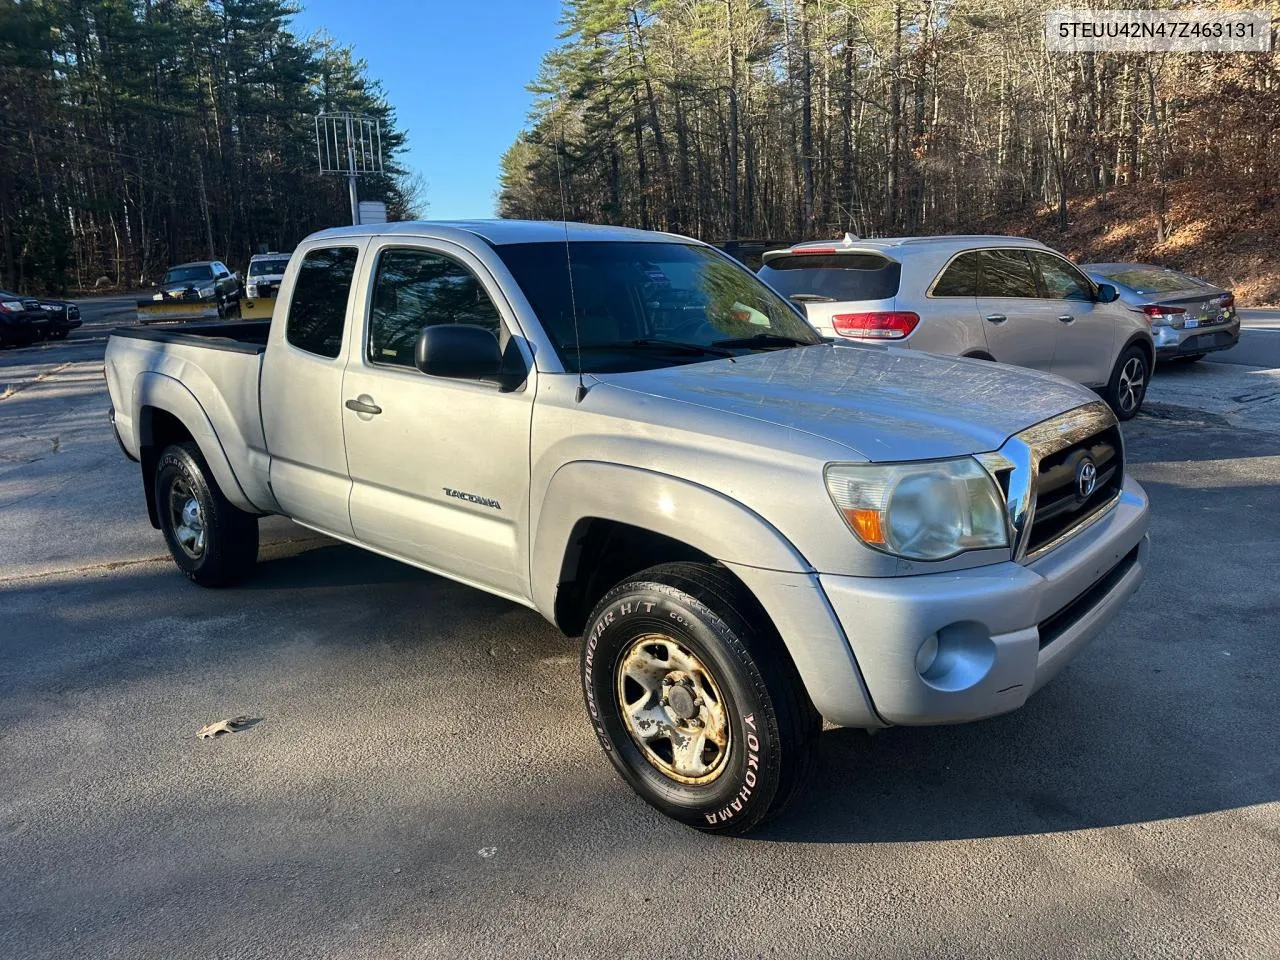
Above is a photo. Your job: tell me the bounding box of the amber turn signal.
[843,508,885,545]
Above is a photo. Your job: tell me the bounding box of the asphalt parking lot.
[1,320,1278,958]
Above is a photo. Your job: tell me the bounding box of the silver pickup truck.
[106,221,1150,834]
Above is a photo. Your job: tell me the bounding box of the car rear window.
[1096,267,1204,296]
[758,254,901,302]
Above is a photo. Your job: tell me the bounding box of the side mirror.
[414,324,502,379]
[1095,282,1119,304]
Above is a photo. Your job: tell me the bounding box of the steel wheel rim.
[168,476,206,559]
[616,633,732,785]
[1118,356,1145,414]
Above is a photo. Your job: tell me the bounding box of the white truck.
[106,220,1149,833]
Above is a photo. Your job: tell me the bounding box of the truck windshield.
[163,265,213,284]
[494,241,822,373]
[249,258,290,277]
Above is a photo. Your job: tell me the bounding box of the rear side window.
[367,248,503,368]
[758,254,901,302]
[286,247,359,359]
[931,252,982,296]
[976,249,1038,298]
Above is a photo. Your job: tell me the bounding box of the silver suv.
[759,235,1156,419]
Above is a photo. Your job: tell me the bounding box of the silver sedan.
[1082,263,1240,362]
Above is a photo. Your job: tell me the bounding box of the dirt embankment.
[977,179,1280,306]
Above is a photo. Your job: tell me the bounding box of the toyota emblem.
[1076,458,1098,500]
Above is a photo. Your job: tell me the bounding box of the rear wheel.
[581,562,820,834]
[154,441,258,587]
[1105,345,1149,420]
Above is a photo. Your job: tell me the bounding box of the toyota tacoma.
[105,221,1150,833]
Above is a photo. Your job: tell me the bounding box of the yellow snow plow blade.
[238,297,276,320]
[136,298,220,324]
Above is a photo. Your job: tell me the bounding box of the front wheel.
[1105,345,1149,420]
[155,441,258,586]
[581,562,820,834]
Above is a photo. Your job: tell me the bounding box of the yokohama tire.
[581,562,820,835]
[154,441,258,587]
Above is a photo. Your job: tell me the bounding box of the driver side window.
[368,248,504,368]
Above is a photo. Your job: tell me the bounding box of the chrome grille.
[982,401,1123,563]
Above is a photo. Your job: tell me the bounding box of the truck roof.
[306,219,693,246]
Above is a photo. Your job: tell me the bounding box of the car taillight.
[831,311,920,339]
[1140,304,1185,324]
[1219,293,1235,310]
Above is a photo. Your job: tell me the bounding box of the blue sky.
[292,0,563,219]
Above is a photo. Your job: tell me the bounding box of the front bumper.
[818,475,1149,725]
[1153,317,1240,359]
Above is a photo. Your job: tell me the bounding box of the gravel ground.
[1,338,1277,960]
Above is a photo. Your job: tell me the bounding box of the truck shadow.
[241,540,429,591]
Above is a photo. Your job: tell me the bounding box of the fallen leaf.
[197,715,254,739]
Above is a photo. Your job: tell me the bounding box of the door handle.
[984,314,1007,324]
[345,397,382,416]
[1057,314,1075,324]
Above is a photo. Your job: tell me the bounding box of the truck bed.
[105,320,277,515]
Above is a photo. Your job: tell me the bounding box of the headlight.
[246,284,258,298]
[825,458,1008,561]
[197,284,216,298]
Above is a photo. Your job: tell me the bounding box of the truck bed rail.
[111,321,270,354]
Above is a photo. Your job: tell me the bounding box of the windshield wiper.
[788,293,836,303]
[711,333,817,350]
[577,338,735,357]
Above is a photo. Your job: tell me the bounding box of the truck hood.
[594,343,1100,462]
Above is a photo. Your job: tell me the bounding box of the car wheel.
[154,441,258,587]
[582,562,820,835]
[1106,345,1149,420]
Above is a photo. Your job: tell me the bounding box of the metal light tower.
[315,112,384,226]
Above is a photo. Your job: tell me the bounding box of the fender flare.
[530,461,812,618]
[531,461,881,727]
[133,372,259,519]
[1119,332,1155,368]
